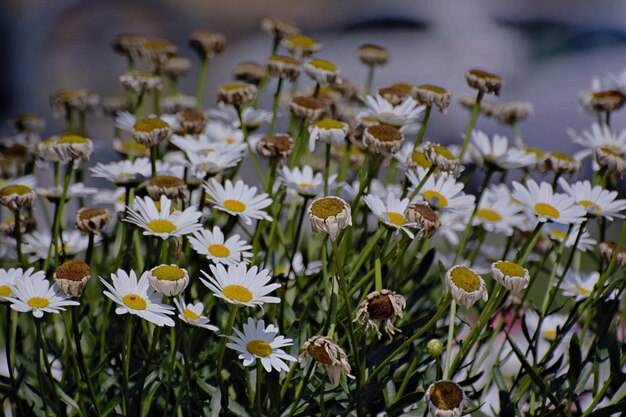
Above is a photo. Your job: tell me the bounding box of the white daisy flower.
[433,212,469,247]
[558,178,626,220]
[0,174,37,189]
[226,317,296,372]
[8,271,79,318]
[567,123,626,159]
[200,263,280,307]
[188,226,252,265]
[22,230,99,262]
[203,122,245,145]
[125,195,202,239]
[203,179,272,225]
[93,187,127,212]
[307,119,349,152]
[558,270,615,301]
[406,171,475,214]
[608,69,626,95]
[363,193,417,238]
[208,103,272,129]
[279,165,336,198]
[0,267,40,301]
[469,130,535,170]
[184,147,246,177]
[393,142,434,172]
[472,185,526,236]
[90,158,151,184]
[359,95,424,129]
[511,179,587,224]
[173,296,219,331]
[100,269,175,327]
[114,111,178,133]
[36,183,98,200]
[544,223,596,252]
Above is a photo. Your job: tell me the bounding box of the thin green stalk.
[458,91,484,162]
[374,256,382,292]
[236,104,265,181]
[13,210,25,267]
[122,315,134,416]
[71,305,102,416]
[365,66,375,95]
[413,105,431,150]
[407,165,436,201]
[286,361,315,417]
[35,319,52,417]
[217,306,238,409]
[5,305,23,415]
[150,146,158,178]
[515,222,544,264]
[85,233,95,266]
[442,300,457,379]
[323,143,331,196]
[44,161,74,274]
[269,78,284,135]
[195,56,209,111]
[255,360,263,416]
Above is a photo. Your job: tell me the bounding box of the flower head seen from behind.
[203,178,272,225]
[8,269,79,318]
[227,317,296,372]
[100,269,175,327]
[125,195,202,239]
[173,296,219,331]
[200,263,280,307]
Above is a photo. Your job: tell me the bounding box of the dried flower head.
[281,34,321,59]
[189,30,227,57]
[543,152,581,176]
[148,264,190,296]
[50,89,94,117]
[160,94,196,114]
[217,82,257,106]
[357,44,390,67]
[132,117,173,147]
[363,125,404,154]
[425,380,468,417]
[594,146,626,178]
[119,71,163,95]
[147,176,188,201]
[266,55,301,80]
[257,134,294,163]
[54,260,91,297]
[299,336,353,385]
[233,61,266,85]
[289,96,326,122]
[112,33,146,59]
[162,55,192,79]
[465,68,503,95]
[308,196,351,241]
[355,289,406,339]
[600,242,626,270]
[13,113,46,134]
[75,207,111,235]
[0,214,36,236]
[378,85,411,106]
[496,101,534,125]
[308,119,349,152]
[413,84,452,114]
[102,96,130,116]
[590,90,626,113]
[404,202,441,239]
[176,111,208,135]
[445,265,488,307]
[304,58,340,86]
[491,260,529,293]
[458,94,496,117]
[113,139,149,158]
[55,134,94,161]
[138,38,177,66]
[424,142,458,172]
[0,184,36,211]
[261,16,300,40]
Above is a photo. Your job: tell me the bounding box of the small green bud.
[426,339,444,357]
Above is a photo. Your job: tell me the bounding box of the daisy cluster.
[2,15,626,417]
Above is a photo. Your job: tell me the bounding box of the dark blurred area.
[3,0,626,149]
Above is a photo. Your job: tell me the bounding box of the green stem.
[236,104,265,181]
[5,305,23,415]
[71,305,102,416]
[365,66,375,95]
[413,105,431,150]
[122,315,134,416]
[195,56,209,111]
[217,306,238,409]
[44,161,74,274]
[374,256,382,292]
[407,165,436,201]
[269,78,284,135]
[13,210,25,267]
[515,222,544,264]
[458,91,484,162]
[286,361,315,417]
[85,233,95,266]
[150,146,158,178]
[324,143,331,196]
[255,360,263,416]
[35,319,51,417]
[442,300,457,379]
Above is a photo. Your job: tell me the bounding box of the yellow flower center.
[433,145,455,160]
[314,119,344,129]
[310,197,345,219]
[429,381,464,411]
[285,35,318,48]
[550,152,574,162]
[525,147,544,158]
[298,183,312,189]
[183,308,200,321]
[449,267,480,292]
[550,229,567,241]
[410,151,433,168]
[494,261,525,277]
[543,329,557,340]
[385,211,406,226]
[247,340,273,357]
[225,137,237,144]
[599,146,621,156]
[577,286,592,296]
[0,184,33,196]
[133,118,169,132]
[308,59,336,71]
[122,294,147,310]
[579,200,601,213]
[27,297,50,309]
[534,203,560,219]
[475,208,502,222]
[58,134,89,144]
[146,219,177,233]
[223,199,246,213]
[423,190,448,208]
[208,244,231,258]
[151,265,185,281]
[0,285,12,297]
[222,285,253,303]
[221,82,249,91]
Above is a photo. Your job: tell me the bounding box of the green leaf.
[586,401,626,417]
[567,333,582,393]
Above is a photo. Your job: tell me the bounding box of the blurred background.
[2,0,626,149]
